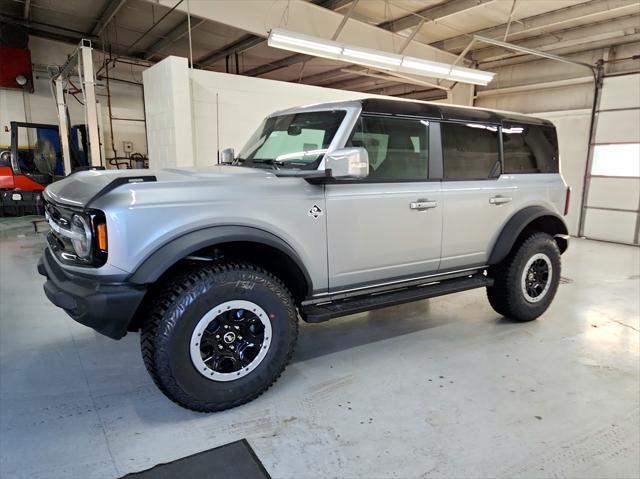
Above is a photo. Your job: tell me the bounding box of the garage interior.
[0,0,639,478]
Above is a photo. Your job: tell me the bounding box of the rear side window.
[502,124,559,173]
[348,115,429,182]
[441,122,500,180]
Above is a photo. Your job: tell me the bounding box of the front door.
[325,114,442,291]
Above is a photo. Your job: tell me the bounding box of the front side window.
[347,115,429,181]
[502,124,559,173]
[237,110,346,169]
[441,122,500,180]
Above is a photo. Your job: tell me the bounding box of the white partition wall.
[582,73,640,245]
[189,69,376,167]
[143,56,381,168]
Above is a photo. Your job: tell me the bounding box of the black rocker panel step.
[301,274,493,323]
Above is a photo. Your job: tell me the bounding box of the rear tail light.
[564,187,571,216]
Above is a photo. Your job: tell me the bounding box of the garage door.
[582,73,640,245]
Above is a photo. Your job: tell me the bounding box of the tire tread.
[141,262,298,412]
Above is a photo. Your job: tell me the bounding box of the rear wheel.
[141,263,298,412]
[487,232,561,321]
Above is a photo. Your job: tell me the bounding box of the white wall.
[0,36,147,165]
[533,110,592,236]
[143,56,382,168]
[142,57,193,169]
[190,68,376,167]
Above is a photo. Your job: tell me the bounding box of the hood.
[44,166,275,208]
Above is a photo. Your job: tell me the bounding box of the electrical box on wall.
[123,141,134,153]
[0,47,34,93]
[0,23,33,93]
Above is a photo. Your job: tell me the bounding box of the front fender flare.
[489,206,569,265]
[128,225,313,293]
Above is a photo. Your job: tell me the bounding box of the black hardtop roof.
[360,98,553,127]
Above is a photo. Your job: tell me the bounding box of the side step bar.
[300,274,493,323]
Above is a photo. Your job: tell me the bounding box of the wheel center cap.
[223,331,236,344]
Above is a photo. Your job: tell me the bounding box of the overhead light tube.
[267,28,495,86]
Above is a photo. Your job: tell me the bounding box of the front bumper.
[38,247,146,339]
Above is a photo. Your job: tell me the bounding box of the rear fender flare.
[489,206,568,265]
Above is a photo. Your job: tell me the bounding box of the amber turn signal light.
[96,223,108,252]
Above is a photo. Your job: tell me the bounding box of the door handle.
[410,200,438,210]
[489,196,512,205]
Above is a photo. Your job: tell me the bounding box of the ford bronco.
[38,98,570,412]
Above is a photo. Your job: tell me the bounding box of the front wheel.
[487,232,561,322]
[141,263,298,412]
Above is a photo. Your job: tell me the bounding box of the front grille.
[44,200,107,267]
[45,201,78,258]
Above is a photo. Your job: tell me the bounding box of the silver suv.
[38,98,570,412]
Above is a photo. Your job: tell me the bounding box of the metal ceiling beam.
[480,34,640,70]
[192,0,353,68]
[378,0,495,32]
[435,0,639,53]
[340,68,450,90]
[317,0,354,10]
[0,12,97,42]
[472,15,640,63]
[91,0,128,37]
[474,35,595,71]
[155,0,458,68]
[243,53,312,77]
[297,67,355,85]
[197,35,265,66]
[23,0,31,19]
[143,17,205,60]
[245,0,488,78]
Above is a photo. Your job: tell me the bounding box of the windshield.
[237,110,346,169]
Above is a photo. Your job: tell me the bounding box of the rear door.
[439,121,516,271]
[325,114,443,291]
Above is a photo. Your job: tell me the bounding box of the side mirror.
[220,147,234,164]
[324,147,369,179]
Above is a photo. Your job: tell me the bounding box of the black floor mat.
[121,439,271,479]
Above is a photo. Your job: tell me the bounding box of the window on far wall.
[591,143,640,177]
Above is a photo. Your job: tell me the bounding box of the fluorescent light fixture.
[272,34,342,55]
[267,28,495,86]
[343,47,402,69]
[268,29,342,59]
[401,58,451,76]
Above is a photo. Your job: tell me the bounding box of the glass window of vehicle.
[441,122,500,180]
[237,110,346,169]
[502,124,559,173]
[347,115,429,181]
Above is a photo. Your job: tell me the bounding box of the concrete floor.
[1,216,638,479]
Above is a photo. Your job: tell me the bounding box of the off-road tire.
[487,232,561,322]
[141,263,298,412]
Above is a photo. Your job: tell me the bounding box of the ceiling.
[1,0,639,100]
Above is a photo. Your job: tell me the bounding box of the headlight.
[70,214,92,258]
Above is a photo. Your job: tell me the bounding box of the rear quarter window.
[502,124,559,173]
